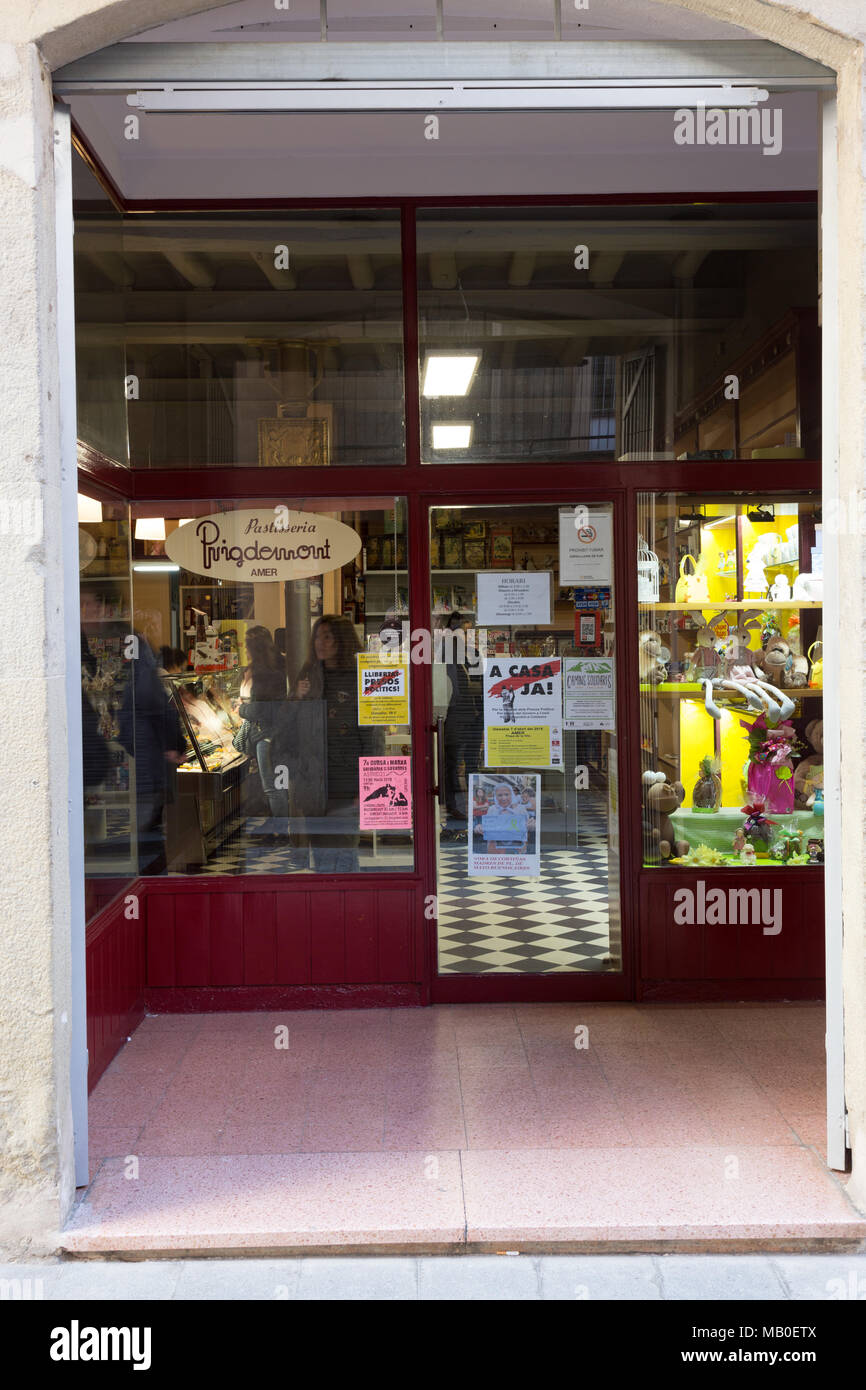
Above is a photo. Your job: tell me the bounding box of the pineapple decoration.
[693,755,722,813]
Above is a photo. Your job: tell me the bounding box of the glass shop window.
[637,491,824,869]
[417,203,818,464]
[79,493,135,922]
[72,199,405,469]
[82,497,413,882]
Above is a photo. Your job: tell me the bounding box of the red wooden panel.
[703,912,742,979]
[275,891,312,984]
[146,893,176,987]
[666,878,706,979]
[638,870,825,991]
[175,893,210,986]
[311,890,345,983]
[378,889,413,983]
[106,929,116,1053]
[344,890,379,983]
[771,880,815,979]
[243,892,277,985]
[86,897,146,1090]
[735,882,784,978]
[639,878,664,980]
[210,892,244,986]
[802,881,826,977]
[86,938,102,1069]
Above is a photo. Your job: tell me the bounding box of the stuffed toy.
[717,624,756,681]
[683,626,721,682]
[638,629,668,684]
[793,719,824,809]
[752,633,809,689]
[642,770,688,862]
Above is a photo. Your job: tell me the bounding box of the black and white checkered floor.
[436,833,618,974]
[163,818,413,875]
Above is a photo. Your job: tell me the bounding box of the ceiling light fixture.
[432,424,473,449]
[77,494,103,523]
[422,354,480,398]
[134,517,166,541]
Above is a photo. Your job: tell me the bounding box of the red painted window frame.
[75,164,822,1005]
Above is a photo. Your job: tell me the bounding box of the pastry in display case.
[637,492,824,868]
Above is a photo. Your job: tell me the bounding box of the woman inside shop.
[442,610,483,820]
[117,610,188,876]
[236,625,289,841]
[281,615,384,872]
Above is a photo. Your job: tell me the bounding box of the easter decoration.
[740,715,803,815]
[692,755,722,813]
[739,799,778,854]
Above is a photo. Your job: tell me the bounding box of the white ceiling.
[125,0,752,44]
[71,92,817,201]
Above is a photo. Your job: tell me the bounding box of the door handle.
[430,717,445,803]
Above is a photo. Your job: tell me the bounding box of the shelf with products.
[638,491,824,870]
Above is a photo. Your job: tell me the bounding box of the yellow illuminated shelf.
[646,601,822,611]
[640,683,823,697]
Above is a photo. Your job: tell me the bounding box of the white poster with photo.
[469,772,540,877]
[563,655,616,731]
[482,656,563,768]
[476,571,550,626]
[559,509,613,585]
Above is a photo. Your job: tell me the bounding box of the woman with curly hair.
[276,615,383,871]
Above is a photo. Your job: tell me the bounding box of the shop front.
[70,178,826,1088]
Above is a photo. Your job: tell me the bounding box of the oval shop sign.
[165,508,362,582]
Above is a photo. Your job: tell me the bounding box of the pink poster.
[359,757,412,830]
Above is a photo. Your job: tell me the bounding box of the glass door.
[428,501,623,982]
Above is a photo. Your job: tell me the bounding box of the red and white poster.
[359,756,413,830]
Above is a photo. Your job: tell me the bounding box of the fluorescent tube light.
[127,85,770,115]
[703,514,736,529]
[433,424,472,449]
[422,355,480,397]
[133,562,180,573]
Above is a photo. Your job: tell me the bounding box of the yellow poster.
[486,725,551,768]
[357,654,409,725]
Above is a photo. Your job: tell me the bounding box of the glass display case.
[167,670,246,774]
[163,670,253,866]
[638,492,824,869]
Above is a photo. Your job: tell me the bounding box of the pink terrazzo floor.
[66,1003,866,1253]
